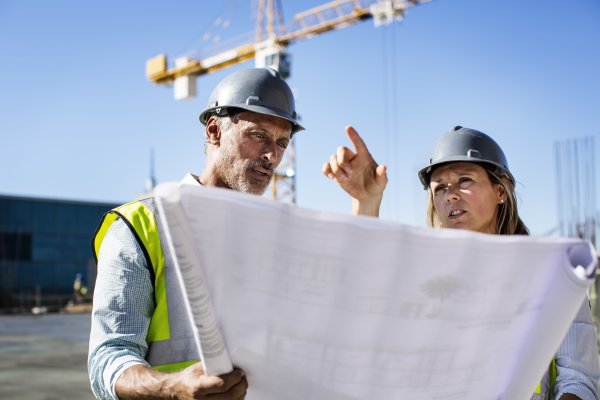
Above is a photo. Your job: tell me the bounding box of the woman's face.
[429,162,504,234]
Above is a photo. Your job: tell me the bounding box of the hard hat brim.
[418,157,516,189]
[199,105,304,134]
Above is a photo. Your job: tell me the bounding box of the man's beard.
[218,156,274,195]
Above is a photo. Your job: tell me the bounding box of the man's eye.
[278,141,288,149]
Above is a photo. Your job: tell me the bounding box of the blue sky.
[1,0,599,236]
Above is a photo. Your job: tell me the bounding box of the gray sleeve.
[554,297,600,400]
[87,217,155,400]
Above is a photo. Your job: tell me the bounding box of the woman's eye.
[458,177,472,187]
[433,185,445,193]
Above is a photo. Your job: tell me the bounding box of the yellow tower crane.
[146,0,431,203]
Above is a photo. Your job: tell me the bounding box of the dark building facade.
[0,194,119,311]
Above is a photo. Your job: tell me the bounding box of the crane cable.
[382,23,400,221]
[176,0,245,58]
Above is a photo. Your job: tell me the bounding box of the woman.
[323,125,599,400]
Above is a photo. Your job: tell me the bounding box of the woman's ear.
[496,183,506,204]
[205,116,221,147]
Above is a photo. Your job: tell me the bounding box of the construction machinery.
[146,0,431,203]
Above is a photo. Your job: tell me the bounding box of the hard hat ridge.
[199,67,304,133]
[418,126,515,189]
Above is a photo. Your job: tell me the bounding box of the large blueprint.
[154,182,597,400]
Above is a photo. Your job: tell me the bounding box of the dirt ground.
[0,313,95,400]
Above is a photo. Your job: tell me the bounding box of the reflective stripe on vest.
[532,358,557,400]
[92,198,200,371]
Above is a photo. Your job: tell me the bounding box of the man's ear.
[205,116,221,147]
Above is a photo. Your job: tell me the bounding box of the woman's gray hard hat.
[418,126,515,189]
[199,67,304,134]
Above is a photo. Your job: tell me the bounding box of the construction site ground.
[0,312,95,400]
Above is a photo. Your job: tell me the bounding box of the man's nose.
[262,142,280,164]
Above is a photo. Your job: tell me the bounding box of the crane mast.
[146,0,431,203]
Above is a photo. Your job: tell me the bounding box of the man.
[88,67,303,400]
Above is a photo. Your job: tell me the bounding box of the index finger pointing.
[345,125,369,154]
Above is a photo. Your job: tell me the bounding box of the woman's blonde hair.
[426,165,529,235]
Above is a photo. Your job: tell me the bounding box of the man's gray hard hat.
[418,126,515,189]
[199,67,304,134]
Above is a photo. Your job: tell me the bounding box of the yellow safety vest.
[532,358,557,400]
[93,198,199,372]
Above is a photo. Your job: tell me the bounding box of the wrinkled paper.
[154,182,597,400]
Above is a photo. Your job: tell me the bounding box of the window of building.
[0,232,32,261]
